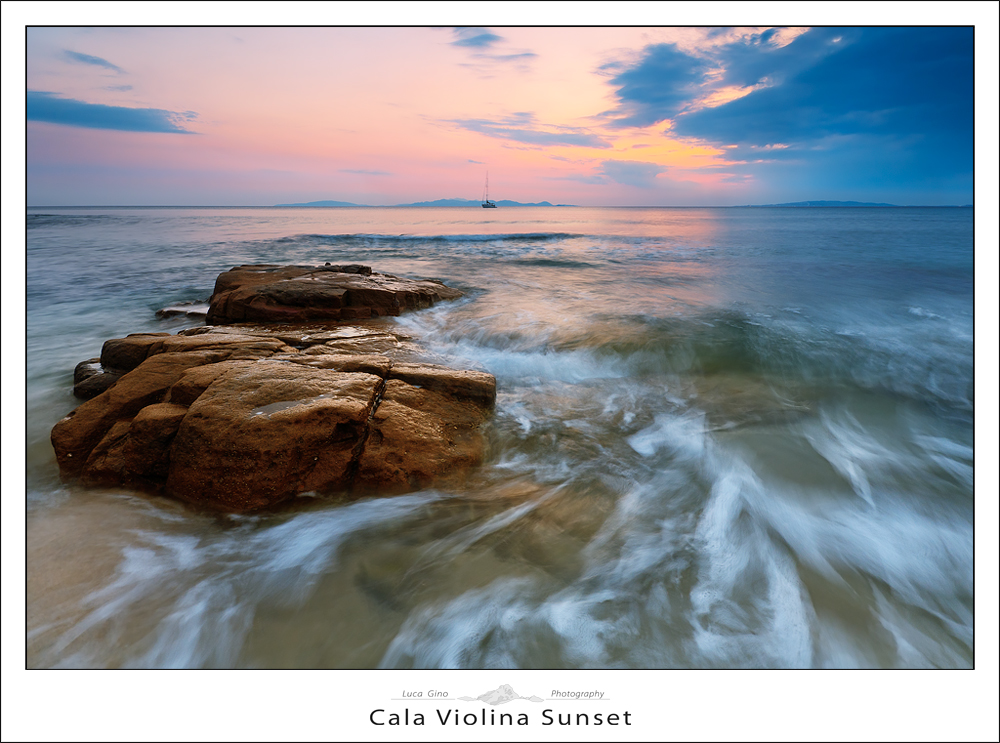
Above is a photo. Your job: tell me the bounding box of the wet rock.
[74,358,102,384]
[165,362,382,511]
[275,351,395,378]
[206,263,464,324]
[164,360,249,406]
[100,333,171,372]
[52,326,496,511]
[354,380,492,495]
[389,363,498,406]
[53,350,233,477]
[155,302,210,319]
[121,402,189,483]
[73,358,121,400]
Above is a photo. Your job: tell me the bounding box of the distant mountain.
[397,198,481,207]
[274,200,362,207]
[749,200,898,207]
[397,198,558,207]
[273,198,565,207]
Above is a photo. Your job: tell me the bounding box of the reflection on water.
[26,207,974,668]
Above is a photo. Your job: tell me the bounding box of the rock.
[275,352,395,378]
[73,358,121,400]
[121,402,189,483]
[51,325,496,511]
[53,350,235,477]
[389,363,498,406]
[164,361,249,406]
[100,333,171,372]
[206,264,464,324]
[74,357,102,384]
[155,302,210,319]
[165,362,382,511]
[354,380,492,495]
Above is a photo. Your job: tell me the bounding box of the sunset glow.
[21,24,975,206]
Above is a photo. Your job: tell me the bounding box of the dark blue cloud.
[605,27,972,201]
[27,91,196,133]
[64,50,126,74]
[677,28,973,149]
[706,27,848,90]
[608,43,711,126]
[448,114,611,148]
[451,28,502,48]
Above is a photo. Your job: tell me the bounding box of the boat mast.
[482,171,497,207]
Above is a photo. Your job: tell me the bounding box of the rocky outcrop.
[205,263,464,324]
[52,324,496,512]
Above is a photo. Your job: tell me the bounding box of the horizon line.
[26,203,975,209]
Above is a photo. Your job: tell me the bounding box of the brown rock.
[52,350,228,476]
[355,380,492,494]
[100,333,171,372]
[121,402,190,482]
[164,361,249,406]
[389,363,497,406]
[74,357,102,384]
[73,358,121,400]
[53,335,495,510]
[52,264,493,512]
[206,264,463,324]
[165,361,382,511]
[274,352,395,378]
[80,419,133,485]
[145,332,294,359]
[155,303,209,319]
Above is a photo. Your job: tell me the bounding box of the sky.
[16,21,985,206]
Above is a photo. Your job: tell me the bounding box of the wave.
[27,214,123,228]
[273,232,583,245]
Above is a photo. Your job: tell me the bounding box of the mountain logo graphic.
[458,684,543,705]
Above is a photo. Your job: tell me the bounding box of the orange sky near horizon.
[21,22,981,207]
[25,27,769,205]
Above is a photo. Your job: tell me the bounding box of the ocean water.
[25,206,974,668]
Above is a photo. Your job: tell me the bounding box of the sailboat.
[481,172,497,208]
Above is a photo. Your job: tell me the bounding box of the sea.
[24,205,975,669]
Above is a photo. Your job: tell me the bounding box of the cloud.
[64,50,125,74]
[608,27,972,156]
[599,27,972,198]
[704,26,844,90]
[104,85,134,92]
[674,28,972,162]
[468,159,484,164]
[451,27,502,49]
[448,113,610,148]
[488,53,537,63]
[339,169,391,176]
[608,43,711,126]
[598,160,666,188]
[26,91,196,133]
[544,173,609,185]
[448,27,536,71]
